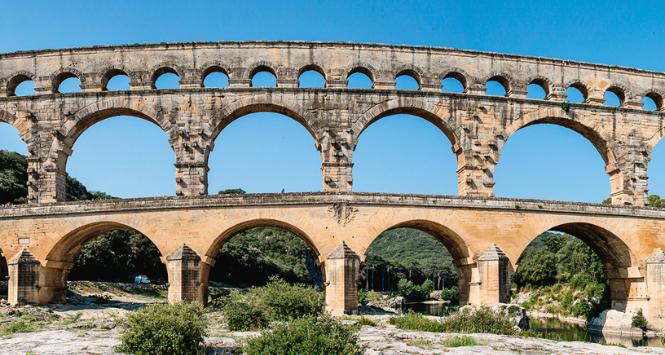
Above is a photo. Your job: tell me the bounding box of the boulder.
[459,303,529,330]
[588,309,644,336]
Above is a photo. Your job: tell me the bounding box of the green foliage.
[210,227,323,287]
[364,228,458,295]
[648,194,665,208]
[117,302,207,355]
[356,316,377,327]
[442,286,460,303]
[397,278,434,302]
[0,315,39,335]
[388,312,445,332]
[244,316,363,355]
[442,335,479,347]
[218,188,246,194]
[70,229,166,283]
[440,307,517,335]
[632,309,648,331]
[0,150,27,204]
[218,279,324,331]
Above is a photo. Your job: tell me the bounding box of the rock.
[430,290,443,301]
[459,303,529,330]
[368,295,404,312]
[588,309,644,336]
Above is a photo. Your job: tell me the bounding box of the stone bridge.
[0,41,664,324]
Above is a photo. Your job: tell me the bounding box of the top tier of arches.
[0,42,664,111]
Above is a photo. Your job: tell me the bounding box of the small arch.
[527,77,551,100]
[151,67,180,89]
[52,70,83,94]
[250,65,277,88]
[441,71,467,93]
[298,65,326,88]
[566,82,589,103]
[394,71,420,91]
[347,67,374,89]
[101,68,130,91]
[643,92,663,111]
[604,86,625,107]
[485,75,511,97]
[202,66,229,88]
[6,72,35,96]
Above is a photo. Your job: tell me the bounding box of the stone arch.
[503,106,618,168]
[5,71,36,96]
[439,68,470,93]
[352,98,463,154]
[199,63,231,83]
[641,90,664,111]
[45,221,167,266]
[345,64,377,86]
[604,84,629,107]
[150,64,184,89]
[482,72,514,96]
[246,61,279,82]
[100,67,130,91]
[297,63,326,79]
[0,109,31,143]
[50,67,86,94]
[526,75,553,99]
[206,94,317,158]
[565,80,591,102]
[394,65,424,89]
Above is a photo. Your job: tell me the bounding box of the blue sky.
[0,0,664,201]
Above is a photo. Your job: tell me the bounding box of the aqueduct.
[1,41,665,326]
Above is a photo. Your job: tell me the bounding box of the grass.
[356,316,377,327]
[442,335,479,347]
[407,339,433,349]
[389,312,444,332]
[0,317,40,335]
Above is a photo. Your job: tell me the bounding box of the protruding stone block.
[8,249,41,305]
[325,242,360,315]
[646,248,665,329]
[476,244,510,305]
[167,244,202,304]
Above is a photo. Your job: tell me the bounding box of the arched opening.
[513,223,633,322]
[152,67,180,90]
[649,139,665,198]
[55,73,82,94]
[66,115,175,199]
[441,72,466,93]
[354,113,458,195]
[0,249,7,300]
[361,222,470,314]
[566,83,588,103]
[604,87,625,107]
[0,121,28,204]
[208,111,320,193]
[298,68,325,88]
[643,93,662,111]
[204,221,323,305]
[47,222,167,304]
[347,67,373,89]
[7,74,35,96]
[203,67,229,88]
[486,76,510,97]
[527,79,549,100]
[250,66,277,88]
[394,73,419,91]
[102,70,130,91]
[495,123,609,202]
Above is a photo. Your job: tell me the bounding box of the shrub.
[632,309,648,331]
[389,312,444,332]
[356,316,377,327]
[116,302,207,355]
[0,317,39,335]
[442,335,479,347]
[244,316,362,355]
[222,297,268,331]
[440,307,516,335]
[442,286,459,304]
[397,279,434,302]
[250,278,323,321]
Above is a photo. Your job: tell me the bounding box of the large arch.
[513,222,639,313]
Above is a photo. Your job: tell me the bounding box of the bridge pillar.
[7,249,41,305]
[646,248,665,329]
[325,242,360,315]
[608,135,649,206]
[175,162,208,196]
[475,244,511,305]
[166,244,203,304]
[318,127,353,192]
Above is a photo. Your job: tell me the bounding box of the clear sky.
[0,0,664,202]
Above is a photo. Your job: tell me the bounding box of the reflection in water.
[405,303,664,348]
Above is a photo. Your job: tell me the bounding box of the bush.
[632,309,648,331]
[251,278,323,321]
[397,279,434,302]
[0,317,39,335]
[389,312,444,332]
[356,316,377,327]
[244,316,362,355]
[442,335,479,347]
[117,302,207,355]
[222,297,268,331]
[440,307,516,335]
[442,286,459,303]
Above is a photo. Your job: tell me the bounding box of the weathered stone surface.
[0,41,662,205]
